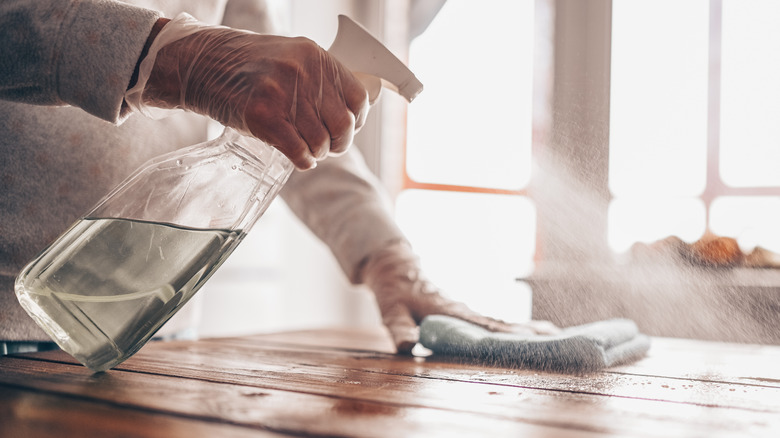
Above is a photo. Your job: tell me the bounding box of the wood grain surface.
[2,327,779,437]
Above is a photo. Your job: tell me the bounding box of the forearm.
[279,143,559,353]
[279,148,407,283]
[0,0,159,122]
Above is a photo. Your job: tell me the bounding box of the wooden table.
[2,327,780,437]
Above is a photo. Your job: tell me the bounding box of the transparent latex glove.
[361,241,560,354]
[126,13,369,170]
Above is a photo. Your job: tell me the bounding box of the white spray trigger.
[328,15,423,104]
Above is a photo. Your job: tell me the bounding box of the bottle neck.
[221,128,294,182]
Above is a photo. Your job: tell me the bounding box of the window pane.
[608,197,706,253]
[720,1,780,187]
[406,0,534,190]
[710,196,780,252]
[609,0,709,197]
[395,190,535,322]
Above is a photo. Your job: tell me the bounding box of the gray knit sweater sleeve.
[0,0,160,122]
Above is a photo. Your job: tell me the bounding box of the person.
[1,0,556,355]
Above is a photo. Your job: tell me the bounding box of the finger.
[249,118,317,170]
[442,302,561,336]
[416,291,519,334]
[295,101,331,160]
[318,77,357,154]
[381,304,419,354]
[331,60,370,131]
[511,320,561,335]
[351,89,369,132]
[444,306,516,333]
[354,104,368,133]
[322,107,355,155]
[417,288,562,336]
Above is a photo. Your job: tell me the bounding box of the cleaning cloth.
[419,315,651,372]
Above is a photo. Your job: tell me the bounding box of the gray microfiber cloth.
[419,315,651,372]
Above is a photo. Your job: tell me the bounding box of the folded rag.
[419,315,651,372]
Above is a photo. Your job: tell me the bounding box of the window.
[395,0,539,322]
[394,0,780,324]
[610,0,780,254]
[609,0,709,251]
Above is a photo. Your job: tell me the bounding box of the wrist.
[127,17,171,91]
[124,13,213,116]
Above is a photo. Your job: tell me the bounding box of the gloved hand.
[126,13,369,170]
[360,241,560,353]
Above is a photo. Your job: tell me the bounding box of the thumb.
[381,304,419,354]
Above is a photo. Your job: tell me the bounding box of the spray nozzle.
[328,15,424,104]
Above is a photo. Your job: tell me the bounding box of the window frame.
[373,0,780,264]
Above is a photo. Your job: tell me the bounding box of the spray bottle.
[14,15,422,372]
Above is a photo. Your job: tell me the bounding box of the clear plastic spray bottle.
[14,15,422,372]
